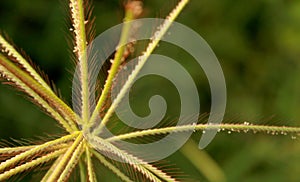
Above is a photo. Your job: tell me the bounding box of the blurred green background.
[0,0,300,181]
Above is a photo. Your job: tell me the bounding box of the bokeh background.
[0,0,300,181]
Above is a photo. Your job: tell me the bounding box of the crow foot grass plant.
[0,0,300,181]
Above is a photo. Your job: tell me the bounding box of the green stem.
[88,8,134,130]
[106,123,300,142]
[70,0,89,123]
[92,0,190,135]
[86,147,97,182]
[0,148,66,181]
[0,35,52,90]
[181,139,226,182]
[92,150,133,182]
[0,132,79,172]
[46,133,83,182]
[57,141,85,182]
[89,136,174,181]
[0,54,79,132]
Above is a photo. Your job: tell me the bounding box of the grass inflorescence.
[0,0,299,181]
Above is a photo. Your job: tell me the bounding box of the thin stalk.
[88,6,135,129]
[70,0,89,122]
[0,63,74,133]
[91,150,133,182]
[57,141,85,182]
[0,35,52,90]
[0,54,79,132]
[181,139,226,182]
[78,158,87,182]
[0,146,35,154]
[41,156,64,182]
[106,123,300,142]
[86,147,96,182]
[0,148,66,181]
[45,133,83,182]
[92,0,189,135]
[89,136,175,181]
[0,132,80,172]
